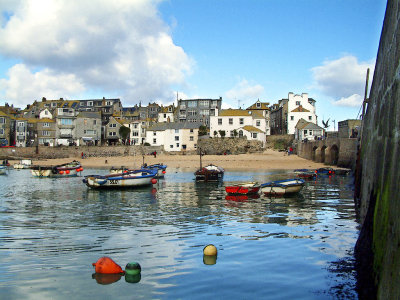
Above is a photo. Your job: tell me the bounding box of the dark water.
[0,168,358,299]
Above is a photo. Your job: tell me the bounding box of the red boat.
[297,172,316,179]
[225,182,261,195]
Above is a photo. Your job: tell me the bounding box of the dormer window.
[296,101,301,106]
[256,102,261,108]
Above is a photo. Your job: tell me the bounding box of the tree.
[219,130,226,138]
[233,129,238,138]
[198,125,207,136]
[119,126,131,145]
[213,130,218,137]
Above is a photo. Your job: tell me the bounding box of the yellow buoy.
[203,244,217,256]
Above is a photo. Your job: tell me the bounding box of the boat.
[195,164,224,182]
[0,165,7,175]
[315,167,335,175]
[83,168,157,189]
[296,171,316,180]
[194,149,224,182]
[260,178,305,196]
[30,160,83,177]
[13,159,33,169]
[110,163,167,178]
[225,182,260,195]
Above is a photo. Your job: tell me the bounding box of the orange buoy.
[66,170,70,174]
[59,170,64,175]
[151,178,157,184]
[162,170,166,174]
[92,257,124,274]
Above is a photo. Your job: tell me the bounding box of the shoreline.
[9,149,332,172]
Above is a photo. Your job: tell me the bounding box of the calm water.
[0,168,358,299]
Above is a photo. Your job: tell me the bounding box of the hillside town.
[0,92,359,152]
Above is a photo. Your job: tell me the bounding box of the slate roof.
[148,122,201,131]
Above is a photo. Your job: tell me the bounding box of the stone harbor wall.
[355,1,400,299]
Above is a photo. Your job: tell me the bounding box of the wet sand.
[11,149,328,171]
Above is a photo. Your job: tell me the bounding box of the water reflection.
[0,168,358,299]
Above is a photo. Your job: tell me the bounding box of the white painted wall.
[287,93,317,134]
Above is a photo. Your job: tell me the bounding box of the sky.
[0,0,387,130]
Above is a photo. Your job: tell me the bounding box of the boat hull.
[84,169,157,189]
[195,164,224,182]
[0,166,7,175]
[30,161,82,177]
[261,179,305,196]
[225,183,260,195]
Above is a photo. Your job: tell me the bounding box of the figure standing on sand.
[153,151,157,158]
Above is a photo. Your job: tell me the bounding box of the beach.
[11,149,329,171]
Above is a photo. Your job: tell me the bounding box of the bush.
[273,139,290,150]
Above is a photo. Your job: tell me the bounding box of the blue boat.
[83,168,157,189]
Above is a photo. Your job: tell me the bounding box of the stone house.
[15,118,29,147]
[105,116,130,145]
[0,110,12,146]
[177,98,222,126]
[36,118,56,146]
[55,106,77,146]
[338,119,361,138]
[75,111,102,146]
[295,118,324,141]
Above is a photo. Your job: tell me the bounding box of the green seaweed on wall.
[372,182,390,280]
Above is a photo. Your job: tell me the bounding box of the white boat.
[13,159,33,169]
[30,160,83,177]
[83,168,157,189]
[260,178,305,196]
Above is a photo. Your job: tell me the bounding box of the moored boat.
[30,160,83,177]
[110,163,167,178]
[195,164,224,182]
[316,167,335,175]
[0,165,7,175]
[296,171,316,179]
[261,178,305,196]
[13,159,33,169]
[225,182,260,195]
[83,168,157,189]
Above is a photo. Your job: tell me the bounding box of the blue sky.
[0,0,387,129]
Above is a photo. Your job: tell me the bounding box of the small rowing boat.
[30,160,83,177]
[225,182,260,195]
[260,178,305,196]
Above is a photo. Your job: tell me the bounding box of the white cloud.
[311,55,374,105]
[0,0,193,106]
[333,94,364,107]
[0,64,85,107]
[225,79,264,103]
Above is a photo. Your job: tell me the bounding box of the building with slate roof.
[177,97,222,126]
[294,118,324,141]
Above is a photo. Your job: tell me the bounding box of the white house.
[39,108,53,119]
[158,105,175,123]
[295,118,325,141]
[146,122,199,152]
[128,120,146,145]
[209,109,267,146]
[287,93,317,134]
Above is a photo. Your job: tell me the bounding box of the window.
[256,120,261,126]
[291,116,294,121]
[18,122,24,127]
[60,119,73,125]
[200,109,209,116]
[175,129,179,133]
[190,136,194,141]
[256,102,261,108]
[230,131,234,137]
[88,101,93,106]
[164,114,167,118]
[190,129,194,133]
[170,145,173,148]
[239,118,244,125]
[42,131,50,136]
[109,132,116,136]
[229,118,233,125]
[239,130,243,137]
[93,120,97,125]
[309,130,313,135]
[194,144,197,148]
[296,101,300,105]
[187,109,197,116]
[308,116,312,121]
[153,138,156,144]
[218,118,222,125]
[175,136,179,141]
[199,100,209,106]
[109,123,116,127]
[0,129,3,135]
[153,132,156,136]
[188,101,197,108]
[304,130,308,135]
[0,117,4,124]
[252,133,257,138]
[176,143,179,147]
[43,123,50,127]
[106,101,112,106]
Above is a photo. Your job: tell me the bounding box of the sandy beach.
[11,149,329,171]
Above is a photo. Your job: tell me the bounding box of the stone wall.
[355,1,400,299]
[197,136,263,155]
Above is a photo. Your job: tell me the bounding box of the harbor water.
[0,168,358,299]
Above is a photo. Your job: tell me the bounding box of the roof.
[246,100,270,110]
[242,125,264,133]
[295,119,323,130]
[37,118,55,123]
[148,122,201,131]
[76,111,101,118]
[291,105,310,113]
[219,109,251,117]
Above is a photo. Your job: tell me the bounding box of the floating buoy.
[125,273,141,283]
[203,244,217,256]
[80,167,84,172]
[65,170,70,174]
[151,178,157,184]
[162,170,166,174]
[92,257,124,274]
[59,170,64,175]
[203,254,217,265]
[125,262,141,276]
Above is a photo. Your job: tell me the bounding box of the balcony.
[58,124,75,129]
[59,133,73,138]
